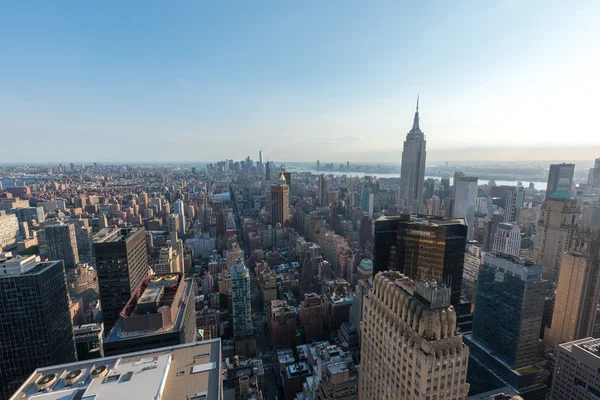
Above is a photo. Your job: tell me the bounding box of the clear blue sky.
[1,1,599,163]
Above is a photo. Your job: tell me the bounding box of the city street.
[235,204,281,399]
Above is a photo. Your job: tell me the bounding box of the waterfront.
[284,167,548,190]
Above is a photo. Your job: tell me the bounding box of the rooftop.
[93,227,139,244]
[375,214,467,227]
[483,253,543,282]
[561,337,600,358]
[548,190,576,201]
[105,273,192,343]
[9,339,222,400]
[277,349,295,365]
[0,260,60,278]
[0,253,40,276]
[286,362,311,379]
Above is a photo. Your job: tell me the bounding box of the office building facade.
[452,173,478,240]
[318,174,328,206]
[462,241,483,305]
[582,202,600,231]
[349,278,372,342]
[173,198,185,235]
[472,254,545,369]
[466,254,548,399]
[359,271,470,399]
[492,223,521,257]
[231,262,253,337]
[532,190,579,282]
[551,337,600,400]
[270,182,290,228]
[0,260,76,400]
[93,227,149,334]
[373,215,468,308]
[544,233,600,348]
[504,186,524,223]
[46,223,80,268]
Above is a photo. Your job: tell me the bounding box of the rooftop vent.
[64,369,83,386]
[90,365,108,379]
[36,373,57,391]
[103,374,120,384]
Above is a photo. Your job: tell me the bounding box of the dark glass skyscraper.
[373,214,467,307]
[93,227,149,335]
[546,163,574,199]
[0,259,76,400]
[472,253,546,369]
[465,253,548,398]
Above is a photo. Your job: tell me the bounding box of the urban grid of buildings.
[1,103,600,400]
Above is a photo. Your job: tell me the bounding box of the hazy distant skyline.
[1,1,599,163]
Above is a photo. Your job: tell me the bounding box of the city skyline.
[3,2,600,399]
[2,153,600,399]
[1,1,599,163]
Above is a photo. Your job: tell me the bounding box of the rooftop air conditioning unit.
[90,365,108,379]
[64,369,83,386]
[36,373,57,391]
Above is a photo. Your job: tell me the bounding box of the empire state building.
[399,97,427,214]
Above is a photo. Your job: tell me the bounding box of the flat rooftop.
[560,337,600,358]
[105,274,191,343]
[376,214,466,226]
[0,260,60,279]
[9,339,222,400]
[93,227,139,244]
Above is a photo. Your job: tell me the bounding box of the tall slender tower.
[544,231,600,347]
[231,262,253,337]
[533,190,580,282]
[399,96,427,214]
[270,171,290,227]
[173,199,186,235]
[452,172,478,240]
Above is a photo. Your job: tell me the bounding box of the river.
[284,167,548,190]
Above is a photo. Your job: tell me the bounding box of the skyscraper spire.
[410,95,422,134]
[399,95,427,214]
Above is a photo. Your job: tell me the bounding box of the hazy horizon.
[1,1,599,163]
[0,150,597,170]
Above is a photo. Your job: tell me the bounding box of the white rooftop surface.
[14,355,170,400]
[327,362,349,374]
[10,340,221,400]
[84,354,170,399]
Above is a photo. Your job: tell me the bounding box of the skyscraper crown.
[409,95,423,134]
